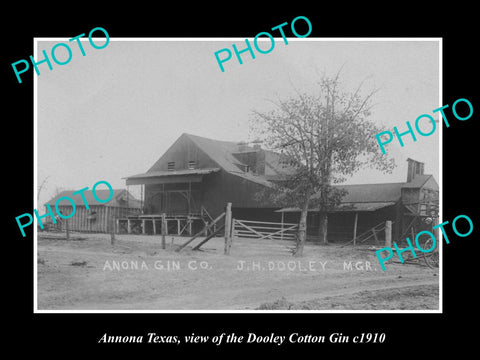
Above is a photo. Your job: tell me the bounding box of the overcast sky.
[36,38,440,207]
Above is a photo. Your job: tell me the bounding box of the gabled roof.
[277,175,437,212]
[125,133,437,204]
[279,182,404,212]
[126,133,296,185]
[334,182,405,203]
[401,174,433,188]
[46,189,141,208]
[185,133,296,181]
[185,134,247,173]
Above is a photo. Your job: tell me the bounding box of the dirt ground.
[36,232,439,311]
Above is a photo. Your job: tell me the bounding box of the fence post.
[385,220,392,247]
[65,218,70,240]
[161,213,167,249]
[352,212,358,247]
[110,217,115,245]
[224,203,232,255]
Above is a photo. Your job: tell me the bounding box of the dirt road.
[37,232,439,311]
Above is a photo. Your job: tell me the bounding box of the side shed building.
[45,189,141,233]
[278,159,439,244]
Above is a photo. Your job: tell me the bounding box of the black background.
[4,3,478,356]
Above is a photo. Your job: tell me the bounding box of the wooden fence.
[341,220,393,247]
[232,219,298,241]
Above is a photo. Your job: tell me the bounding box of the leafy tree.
[251,71,395,256]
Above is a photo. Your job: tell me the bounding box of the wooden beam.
[352,212,358,247]
[161,213,166,249]
[65,218,70,240]
[176,212,226,252]
[224,203,232,255]
[126,175,203,185]
[110,217,115,245]
[192,225,225,250]
[188,181,191,214]
[385,220,392,247]
[179,219,190,235]
[372,227,378,244]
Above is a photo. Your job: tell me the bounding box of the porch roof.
[124,168,220,185]
[275,201,396,213]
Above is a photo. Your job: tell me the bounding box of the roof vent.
[237,141,248,152]
[251,139,262,150]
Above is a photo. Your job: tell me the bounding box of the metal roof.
[328,182,404,203]
[275,201,396,213]
[275,181,406,213]
[46,189,141,208]
[124,168,221,185]
[125,168,220,179]
[123,133,436,204]
[185,133,297,181]
[401,174,432,188]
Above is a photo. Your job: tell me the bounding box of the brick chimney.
[406,158,425,182]
[232,140,265,175]
[255,148,266,175]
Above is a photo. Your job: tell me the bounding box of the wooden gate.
[232,219,298,241]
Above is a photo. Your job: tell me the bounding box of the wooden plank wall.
[57,205,141,233]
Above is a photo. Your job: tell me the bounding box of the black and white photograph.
[34,38,441,312]
[5,7,478,355]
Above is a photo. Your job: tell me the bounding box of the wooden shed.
[277,159,439,244]
[45,189,141,233]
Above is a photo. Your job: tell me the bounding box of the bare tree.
[251,71,395,256]
[37,176,50,202]
[53,185,66,197]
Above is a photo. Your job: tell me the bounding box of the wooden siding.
[201,171,274,217]
[148,135,220,172]
[144,170,275,218]
[56,205,141,233]
[144,182,203,215]
[281,205,398,243]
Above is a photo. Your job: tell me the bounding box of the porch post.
[188,181,192,214]
[161,213,166,249]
